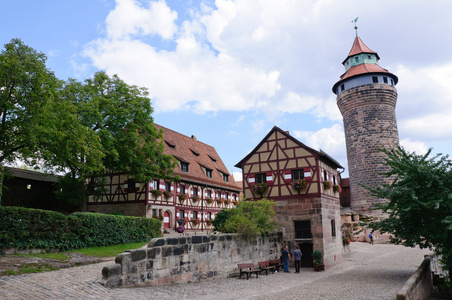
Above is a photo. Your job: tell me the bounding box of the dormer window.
[208,155,217,162]
[165,141,176,149]
[355,57,359,63]
[190,149,199,157]
[181,162,189,172]
[206,169,212,178]
[223,174,229,182]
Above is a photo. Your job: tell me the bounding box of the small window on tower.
[372,76,378,83]
[340,84,344,92]
[355,57,359,63]
[391,79,394,85]
[383,77,388,84]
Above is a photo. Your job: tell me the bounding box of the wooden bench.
[238,263,260,280]
[269,259,283,272]
[258,260,277,275]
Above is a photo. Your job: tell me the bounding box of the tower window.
[355,57,359,63]
[372,76,378,83]
[340,84,344,92]
[383,77,388,84]
[391,79,394,85]
[331,219,336,236]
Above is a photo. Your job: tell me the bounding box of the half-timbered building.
[235,126,344,268]
[86,124,241,232]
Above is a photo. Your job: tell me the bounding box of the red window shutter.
[248,174,255,186]
[159,180,165,192]
[284,170,292,183]
[304,169,312,181]
[124,180,128,192]
[266,172,273,185]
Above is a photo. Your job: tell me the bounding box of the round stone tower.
[332,35,399,213]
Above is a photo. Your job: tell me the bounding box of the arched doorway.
[163,211,170,229]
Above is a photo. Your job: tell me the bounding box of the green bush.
[212,198,278,240]
[0,206,161,252]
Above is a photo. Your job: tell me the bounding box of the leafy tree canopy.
[368,147,452,279]
[0,39,176,207]
[212,198,278,240]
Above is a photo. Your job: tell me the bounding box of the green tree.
[368,147,452,283]
[46,72,176,206]
[0,38,61,204]
[212,198,278,240]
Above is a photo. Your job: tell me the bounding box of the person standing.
[282,245,291,273]
[292,246,302,273]
[369,232,374,245]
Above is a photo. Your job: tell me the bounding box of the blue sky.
[2,0,452,180]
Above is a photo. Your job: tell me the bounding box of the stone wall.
[101,232,283,288]
[337,84,399,213]
[396,256,432,300]
[276,196,343,268]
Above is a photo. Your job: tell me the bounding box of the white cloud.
[396,61,452,142]
[105,0,177,40]
[399,138,428,155]
[233,171,243,182]
[293,123,346,167]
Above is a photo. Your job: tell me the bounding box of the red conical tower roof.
[342,36,379,65]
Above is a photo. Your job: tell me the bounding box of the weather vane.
[352,17,359,36]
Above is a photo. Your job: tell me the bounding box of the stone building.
[87,124,241,232]
[332,35,399,214]
[235,126,344,268]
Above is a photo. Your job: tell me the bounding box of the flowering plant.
[333,184,342,193]
[216,199,223,205]
[192,196,199,202]
[252,182,268,195]
[206,198,213,204]
[179,194,188,201]
[343,237,350,245]
[226,199,231,205]
[206,219,213,226]
[163,191,172,199]
[323,181,332,190]
[233,201,239,206]
[191,219,199,226]
[151,189,162,197]
[291,179,308,191]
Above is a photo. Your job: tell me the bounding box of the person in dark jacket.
[292,246,302,273]
[281,245,291,272]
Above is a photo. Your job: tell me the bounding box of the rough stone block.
[167,238,179,245]
[148,238,165,247]
[147,247,161,259]
[131,249,147,262]
[102,263,121,278]
[191,235,203,244]
[115,252,131,264]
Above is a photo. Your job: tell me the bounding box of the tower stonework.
[333,36,399,213]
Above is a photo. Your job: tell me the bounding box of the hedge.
[0,206,162,252]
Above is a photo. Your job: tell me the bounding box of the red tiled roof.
[342,36,379,64]
[155,124,240,191]
[340,63,392,81]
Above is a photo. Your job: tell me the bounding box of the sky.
[2,0,452,181]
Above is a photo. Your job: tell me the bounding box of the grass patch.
[0,264,60,276]
[70,242,147,258]
[15,252,69,260]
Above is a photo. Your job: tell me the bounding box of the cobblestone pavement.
[0,242,431,300]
